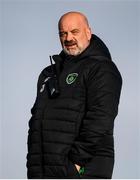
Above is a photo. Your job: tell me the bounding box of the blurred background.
[0,0,140,178]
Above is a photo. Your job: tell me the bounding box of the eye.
[71,29,80,35]
[59,31,67,37]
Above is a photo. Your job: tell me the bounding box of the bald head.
[58,11,92,56]
[58,11,90,30]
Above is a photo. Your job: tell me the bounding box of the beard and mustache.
[64,40,77,47]
[63,40,82,56]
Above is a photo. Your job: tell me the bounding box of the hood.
[87,34,112,60]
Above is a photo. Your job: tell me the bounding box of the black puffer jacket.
[27,34,122,179]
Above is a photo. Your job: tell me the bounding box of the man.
[27,11,122,179]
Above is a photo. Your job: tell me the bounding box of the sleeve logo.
[66,73,78,84]
[40,77,51,93]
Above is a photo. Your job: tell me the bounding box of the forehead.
[59,15,84,31]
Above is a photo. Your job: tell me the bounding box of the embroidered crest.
[66,73,78,84]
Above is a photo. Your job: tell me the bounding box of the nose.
[66,32,73,41]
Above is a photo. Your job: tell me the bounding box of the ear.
[86,27,92,41]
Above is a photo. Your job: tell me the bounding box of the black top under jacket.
[26,34,122,179]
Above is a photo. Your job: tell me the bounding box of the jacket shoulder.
[83,57,122,88]
[37,65,52,90]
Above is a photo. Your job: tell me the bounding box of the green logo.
[66,73,78,84]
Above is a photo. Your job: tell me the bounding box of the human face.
[59,15,91,56]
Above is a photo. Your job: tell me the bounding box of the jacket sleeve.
[26,73,44,179]
[69,61,122,178]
